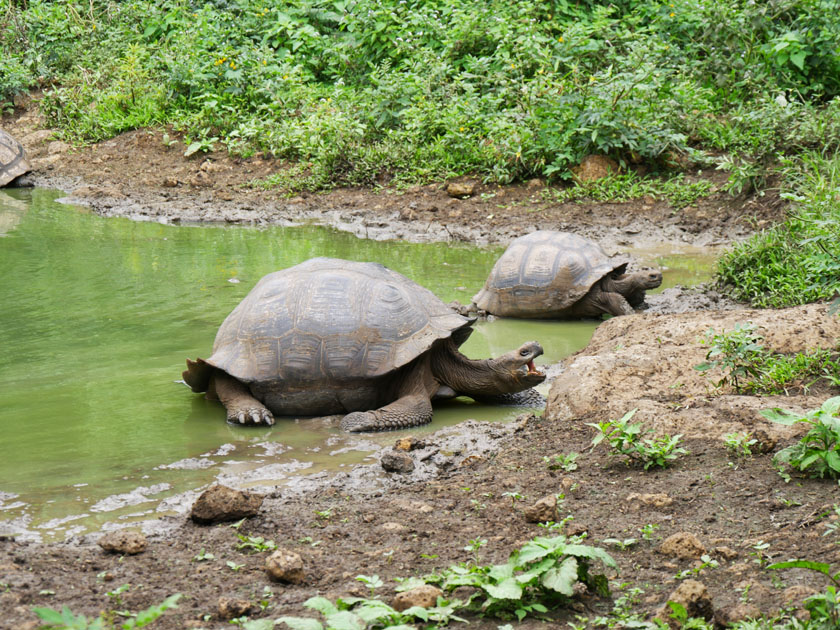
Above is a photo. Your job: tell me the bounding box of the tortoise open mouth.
[519,360,544,376]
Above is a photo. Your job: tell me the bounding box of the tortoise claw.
[227,406,275,427]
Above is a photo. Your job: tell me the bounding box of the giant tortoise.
[473,231,662,319]
[183,257,546,432]
[0,129,30,187]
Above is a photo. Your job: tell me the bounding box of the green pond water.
[0,188,715,541]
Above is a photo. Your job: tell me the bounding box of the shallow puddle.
[0,188,715,541]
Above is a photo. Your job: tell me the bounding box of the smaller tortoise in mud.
[183,257,546,432]
[0,129,31,187]
[473,231,662,319]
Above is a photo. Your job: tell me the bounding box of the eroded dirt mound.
[548,303,840,441]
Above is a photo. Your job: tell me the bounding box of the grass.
[3,0,840,195]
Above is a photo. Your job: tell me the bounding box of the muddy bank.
[5,106,838,630]
[7,106,785,254]
[2,303,839,630]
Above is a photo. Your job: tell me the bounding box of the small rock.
[445,181,478,198]
[714,546,738,560]
[715,603,761,627]
[217,597,254,620]
[750,429,777,453]
[660,532,706,559]
[47,140,70,155]
[392,585,443,612]
[571,155,619,183]
[381,522,407,533]
[98,529,147,555]
[381,450,415,473]
[523,495,557,523]
[266,549,305,584]
[190,485,264,524]
[395,436,425,451]
[627,492,673,509]
[654,579,713,627]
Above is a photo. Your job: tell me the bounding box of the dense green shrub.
[3,0,840,189]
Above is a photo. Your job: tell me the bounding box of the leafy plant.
[428,535,617,621]
[696,323,840,394]
[695,322,766,392]
[675,554,719,580]
[278,594,465,630]
[236,534,277,554]
[588,408,687,470]
[33,594,181,630]
[761,396,840,479]
[543,452,579,472]
[767,559,840,628]
[724,432,758,458]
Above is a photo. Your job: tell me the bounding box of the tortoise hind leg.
[340,394,433,432]
[211,371,275,426]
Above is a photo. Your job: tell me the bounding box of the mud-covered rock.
[660,532,706,560]
[190,485,264,524]
[626,492,673,509]
[445,180,478,198]
[381,450,415,474]
[571,155,619,182]
[97,529,147,555]
[522,494,557,523]
[266,549,305,584]
[395,436,426,451]
[392,584,443,612]
[715,602,762,627]
[654,579,713,626]
[217,597,254,620]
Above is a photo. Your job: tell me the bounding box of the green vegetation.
[762,396,840,479]
[768,559,840,628]
[3,0,839,196]
[276,534,616,628]
[33,593,181,630]
[695,323,840,394]
[588,408,687,470]
[724,431,759,458]
[716,150,840,308]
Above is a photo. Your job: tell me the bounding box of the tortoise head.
[489,340,547,393]
[432,339,546,397]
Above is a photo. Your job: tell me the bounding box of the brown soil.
[2,102,838,630]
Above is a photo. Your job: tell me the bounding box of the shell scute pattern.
[474,231,625,318]
[0,130,31,187]
[205,258,469,387]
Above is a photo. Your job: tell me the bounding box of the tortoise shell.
[472,231,627,318]
[195,257,470,389]
[0,130,30,187]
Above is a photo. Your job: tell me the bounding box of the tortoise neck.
[430,339,517,396]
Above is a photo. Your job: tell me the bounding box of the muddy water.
[0,189,714,541]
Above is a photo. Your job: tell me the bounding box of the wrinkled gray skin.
[184,258,546,432]
[567,268,664,318]
[207,338,545,432]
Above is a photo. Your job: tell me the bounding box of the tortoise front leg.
[340,394,433,432]
[211,371,275,426]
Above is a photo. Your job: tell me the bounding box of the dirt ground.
[2,103,839,630]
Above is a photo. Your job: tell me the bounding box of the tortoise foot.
[340,411,379,432]
[226,405,275,426]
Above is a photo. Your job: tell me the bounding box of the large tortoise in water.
[183,257,546,432]
[0,130,31,187]
[473,231,662,319]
